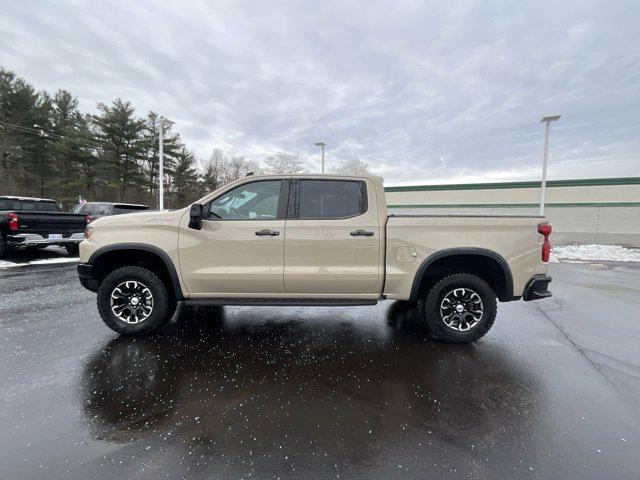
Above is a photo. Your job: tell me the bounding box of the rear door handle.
[255,229,280,236]
[350,230,374,237]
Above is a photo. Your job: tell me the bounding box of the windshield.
[113,205,149,214]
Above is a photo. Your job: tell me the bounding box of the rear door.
[283,178,382,296]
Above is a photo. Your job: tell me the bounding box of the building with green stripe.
[384,177,640,247]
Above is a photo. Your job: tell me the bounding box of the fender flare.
[88,243,184,300]
[409,247,514,301]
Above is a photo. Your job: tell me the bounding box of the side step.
[183,298,378,307]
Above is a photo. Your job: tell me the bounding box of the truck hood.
[90,208,188,228]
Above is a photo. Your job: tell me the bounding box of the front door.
[283,178,382,296]
[179,179,289,296]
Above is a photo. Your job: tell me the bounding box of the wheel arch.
[88,243,184,300]
[409,248,514,302]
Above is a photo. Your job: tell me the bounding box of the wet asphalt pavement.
[1,256,639,479]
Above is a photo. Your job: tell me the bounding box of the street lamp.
[157,118,171,211]
[158,122,164,211]
[539,115,561,216]
[314,142,326,173]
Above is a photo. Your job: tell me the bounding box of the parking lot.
[1,253,639,479]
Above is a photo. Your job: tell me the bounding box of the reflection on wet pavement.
[77,302,544,478]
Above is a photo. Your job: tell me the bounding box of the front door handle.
[255,229,280,236]
[350,229,374,237]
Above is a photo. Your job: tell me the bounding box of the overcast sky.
[1,0,639,185]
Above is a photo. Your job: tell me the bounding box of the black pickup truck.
[0,196,88,258]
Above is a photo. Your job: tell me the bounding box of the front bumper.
[7,232,85,247]
[523,274,552,301]
[77,263,98,292]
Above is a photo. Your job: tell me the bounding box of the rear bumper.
[7,232,84,247]
[523,274,552,301]
[77,263,98,292]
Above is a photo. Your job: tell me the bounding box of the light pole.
[314,142,326,173]
[539,115,561,216]
[158,122,164,211]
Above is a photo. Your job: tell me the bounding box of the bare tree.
[199,149,227,192]
[335,158,370,175]
[199,149,258,191]
[263,151,305,174]
[225,155,258,182]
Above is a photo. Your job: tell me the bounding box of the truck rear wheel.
[419,273,497,343]
[97,266,175,336]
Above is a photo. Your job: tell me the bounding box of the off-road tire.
[0,240,7,259]
[97,266,174,336]
[418,273,497,343]
[65,243,79,255]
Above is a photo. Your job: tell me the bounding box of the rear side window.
[91,205,110,216]
[297,180,367,219]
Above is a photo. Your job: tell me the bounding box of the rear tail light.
[538,223,552,262]
[8,212,19,231]
[86,214,92,223]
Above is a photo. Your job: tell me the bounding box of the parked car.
[0,195,88,257]
[70,202,149,222]
[77,174,552,342]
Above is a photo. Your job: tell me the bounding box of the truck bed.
[384,213,548,300]
[1,210,88,248]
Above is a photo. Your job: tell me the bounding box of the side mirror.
[189,203,204,230]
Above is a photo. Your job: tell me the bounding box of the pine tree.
[170,147,200,208]
[50,90,86,204]
[91,99,146,201]
[0,68,52,196]
[200,162,219,193]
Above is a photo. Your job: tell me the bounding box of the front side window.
[208,180,282,220]
[298,180,367,219]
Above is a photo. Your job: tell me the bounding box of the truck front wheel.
[97,266,174,336]
[419,273,497,343]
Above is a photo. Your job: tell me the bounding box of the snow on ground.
[550,244,640,263]
[0,257,78,269]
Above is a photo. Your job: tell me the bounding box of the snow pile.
[27,257,79,266]
[0,257,78,269]
[551,244,640,263]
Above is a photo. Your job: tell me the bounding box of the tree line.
[0,67,372,210]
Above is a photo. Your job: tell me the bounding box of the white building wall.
[385,178,640,247]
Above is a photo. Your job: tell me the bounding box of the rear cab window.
[0,198,60,212]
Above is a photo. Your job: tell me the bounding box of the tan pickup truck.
[77,174,552,343]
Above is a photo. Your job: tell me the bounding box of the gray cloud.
[1,0,638,184]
